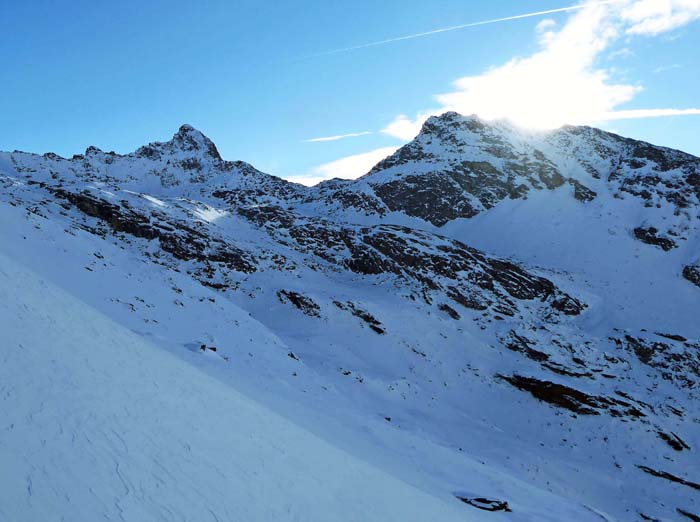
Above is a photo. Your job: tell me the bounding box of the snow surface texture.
[1,114,698,521]
[0,252,474,522]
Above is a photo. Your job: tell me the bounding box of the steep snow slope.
[0,250,477,522]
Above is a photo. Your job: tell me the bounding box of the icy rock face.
[2,116,700,522]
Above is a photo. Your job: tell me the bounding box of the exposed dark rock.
[501,331,550,362]
[624,335,660,365]
[446,286,488,311]
[656,431,690,451]
[47,187,257,275]
[637,465,700,491]
[50,188,158,240]
[371,173,481,226]
[633,227,677,251]
[678,509,700,522]
[499,374,646,417]
[568,178,597,202]
[629,142,689,172]
[656,332,688,342]
[314,182,387,216]
[618,335,700,387]
[683,265,700,288]
[334,301,385,334]
[455,496,511,512]
[179,158,202,171]
[542,362,593,378]
[551,294,586,316]
[277,290,321,317]
[438,303,461,320]
[237,205,296,230]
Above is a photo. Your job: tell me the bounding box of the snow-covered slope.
[1,117,699,521]
[0,250,476,522]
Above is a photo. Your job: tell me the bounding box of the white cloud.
[304,131,372,143]
[286,175,332,187]
[381,0,700,138]
[622,0,700,35]
[536,18,558,33]
[313,147,398,180]
[381,113,438,141]
[535,18,558,45]
[652,63,682,73]
[288,146,399,186]
[607,47,635,59]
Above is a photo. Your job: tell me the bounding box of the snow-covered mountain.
[1,114,698,522]
[329,111,700,231]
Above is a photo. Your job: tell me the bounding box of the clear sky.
[1,0,699,184]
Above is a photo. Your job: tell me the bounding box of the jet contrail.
[305,131,372,143]
[309,0,622,58]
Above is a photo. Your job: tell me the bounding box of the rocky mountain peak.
[134,124,222,162]
[177,123,197,134]
[418,112,494,141]
[84,145,103,156]
[424,111,484,127]
[347,110,700,229]
[169,124,223,161]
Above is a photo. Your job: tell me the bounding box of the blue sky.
[1,0,699,184]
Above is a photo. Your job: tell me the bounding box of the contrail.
[308,0,622,58]
[305,131,372,143]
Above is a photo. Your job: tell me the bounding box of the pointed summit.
[169,124,222,161]
[134,124,222,161]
